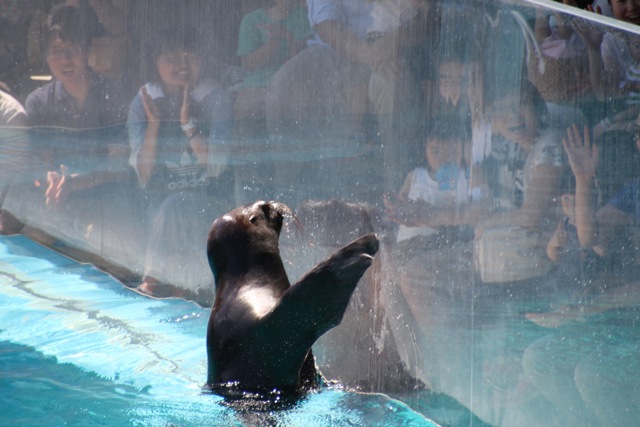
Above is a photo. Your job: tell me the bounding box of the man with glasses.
[24,5,128,206]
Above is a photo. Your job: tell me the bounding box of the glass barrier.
[2,0,640,425]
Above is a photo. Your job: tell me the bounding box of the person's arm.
[128,88,159,187]
[369,0,428,56]
[574,167,598,247]
[386,195,492,228]
[238,11,288,72]
[136,120,160,186]
[241,28,284,71]
[0,92,30,187]
[384,170,493,228]
[572,18,623,101]
[534,9,552,43]
[555,11,574,40]
[176,85,208,167]
[425,197,492,227]
[546,220,568,262]
[413,165,493,228]
[563,125,632,254]
[45,167,129,206]
[595,37,624,101]
[564,124,599,247]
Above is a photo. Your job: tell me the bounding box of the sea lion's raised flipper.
[266,233,379,344]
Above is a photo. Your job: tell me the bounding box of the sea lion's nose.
[253,201,271,218]
[249,201,287,233]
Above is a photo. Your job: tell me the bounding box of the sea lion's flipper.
[265,233,379,347]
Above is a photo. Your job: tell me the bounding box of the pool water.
[0,235,438,426]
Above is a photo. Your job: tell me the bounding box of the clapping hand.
[570,8,604,50]
[140,86,160,123]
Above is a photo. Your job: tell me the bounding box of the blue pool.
[0,235,440,426]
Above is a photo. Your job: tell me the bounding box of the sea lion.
[205,200,379,392]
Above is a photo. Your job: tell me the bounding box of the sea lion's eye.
[249,215,258,224]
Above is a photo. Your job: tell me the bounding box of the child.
[530,128,639,323]
[384,117,475,242]
[572,0,638,109]
[593,33,640,135]
[128,27,232,189]
[545,172,605,299]
[127,26,233,297]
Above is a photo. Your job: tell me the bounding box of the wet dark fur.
[205,201,379,392]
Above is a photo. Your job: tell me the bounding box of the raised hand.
[45,165,75,207]
[140,86,160,123]
[563,124,598,183]
[45,170,63,207]
[586,3,603,14]
[571,16,604,50]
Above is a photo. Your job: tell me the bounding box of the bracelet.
[181,118,196,132]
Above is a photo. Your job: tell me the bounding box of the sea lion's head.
[207,201,292,281]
